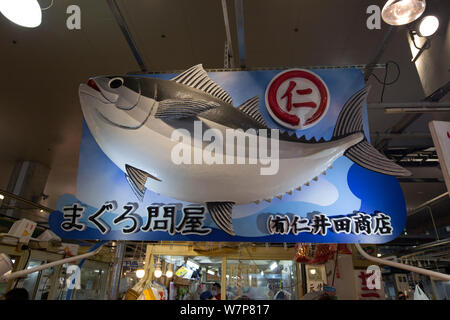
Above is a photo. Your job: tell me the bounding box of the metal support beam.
[426,206,440,241]
[370,132,431,139]
[385,107,450,113]
[364,26,394,81]
[398,178,444,183]
[132,64,386,75]
[221,0,236,68]
[108,241,125,300]
[0,189,53,215]
[376,81,450,151]
[368,102,450,113]
[107,0,147,72]
[221,257,227,300]
[234,0,246,68]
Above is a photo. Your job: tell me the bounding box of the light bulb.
[0,194,4,200]
[166,270,173,278]
[417,15,439,37]
[310,269,317,275]
[381,0,426,26]
[136,269,145,279]
[154,269,162,278]
[0,0,42,28]
[154,258,162,278]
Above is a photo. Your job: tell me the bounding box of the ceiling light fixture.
[381,0,426,26]
[0,194,4,200]
[417,15,439,37]
[0,0,42,28]
[409,15,439,62]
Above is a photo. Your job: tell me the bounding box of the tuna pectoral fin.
[125,164,161,202]
[154,99,218,120]
[206,202,235,236]
[332,86,411,177]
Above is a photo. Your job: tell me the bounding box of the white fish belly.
[85,112,361,204]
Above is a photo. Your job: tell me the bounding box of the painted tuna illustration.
[78,64,410,236]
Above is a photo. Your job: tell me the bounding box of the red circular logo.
[265,69,330,130]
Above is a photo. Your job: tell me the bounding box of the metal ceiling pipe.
[234,0,246,68]
[368,102,450,109]
[401,238,450,257]
[1,243,105,281]
[355,244,450,281]
[107,0,147,72]
[385,107,450,113]
[408,192,449,216]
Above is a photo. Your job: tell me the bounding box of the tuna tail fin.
[332,86,411,177]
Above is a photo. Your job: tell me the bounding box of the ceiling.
[0,0,449,239]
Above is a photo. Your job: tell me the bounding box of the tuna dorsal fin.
[237,96,267,127]
[171,64,233,105]
[206,202,235,236]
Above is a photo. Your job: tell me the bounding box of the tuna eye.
[109,77,123,89]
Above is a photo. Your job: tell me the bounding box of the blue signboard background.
[49,68,406,243]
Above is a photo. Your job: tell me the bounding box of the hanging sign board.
[429,121,450,195]
[49,65,409,243]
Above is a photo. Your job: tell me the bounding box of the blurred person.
[200,290,216,300]
[4,288,29,300]
[211,282,221,300]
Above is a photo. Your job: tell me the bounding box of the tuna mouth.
[87,79,100,92]
[79,82,109,104]
[81,78,142,110]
